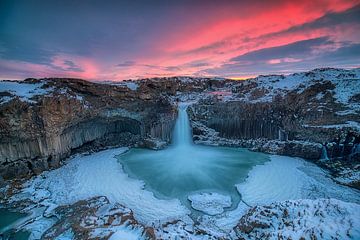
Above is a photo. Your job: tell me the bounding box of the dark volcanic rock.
[0,78,177,179]
[0,69,359,186]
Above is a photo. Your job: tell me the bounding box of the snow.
[15,148,189,225]
[188,192,232,215]
[213,201,250,232]
[236,155,360,206]
[336,109,358,115]
[335,169,360,185]
[235,198,360,240]
[117,81,139,90]
[0,80,50,103]
[333,78,360,105]
[108,226,146,240]
[232,68,360,106]
[53,229,74,240]
[3,147,360,238]
[303,121,360,131]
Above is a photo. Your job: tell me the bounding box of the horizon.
[1,66,359,82]
[1,0,360,81]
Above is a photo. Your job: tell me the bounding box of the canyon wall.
[0,78,177,179]
[188,75,360,164]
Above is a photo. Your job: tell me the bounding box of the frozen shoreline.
[237,155,360,206]
[1,147,360,239]
[19,148,190,224]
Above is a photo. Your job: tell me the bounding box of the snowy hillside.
[231,68,360,111]
[0,80,51,104]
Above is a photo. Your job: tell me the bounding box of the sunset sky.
[0,0,359,81]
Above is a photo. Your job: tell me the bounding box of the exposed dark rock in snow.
[0,78,177,179]
[188,68,360,187]
[233,198,360,240]
[0,68,359,186]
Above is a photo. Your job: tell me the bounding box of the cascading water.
[172,103,193,147]
[118,103,269,213]
[321,145,330,161]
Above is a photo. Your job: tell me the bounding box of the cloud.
[230,37,331,63]
[116,61,137,67]
[203,41,360,77]
[282,4,360,35]
[0,0,359,80]
[164,66,182,72]
[0,37,55,66]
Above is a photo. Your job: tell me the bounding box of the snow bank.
[188,192,231,215]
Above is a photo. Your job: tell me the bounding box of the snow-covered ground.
[206,154,360,236]
[2,148,360,239]
[0,80,51,104]
[231,68,360,109]
[234,198,360,240]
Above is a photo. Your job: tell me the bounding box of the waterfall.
[320,145,329,161]
[172,103,193,147]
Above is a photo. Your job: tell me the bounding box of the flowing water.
[118,103,269,211]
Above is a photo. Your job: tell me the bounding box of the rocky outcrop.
[0,68,359,184]
[188,100,325,159]
[0,78,178,179]
[233,198,360,240]
[187,68,360,187]
[188,69,360,161]
[41,196,155,240]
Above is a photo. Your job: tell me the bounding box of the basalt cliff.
[0,68,359,188]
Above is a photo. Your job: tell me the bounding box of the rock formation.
[0,68,359,187]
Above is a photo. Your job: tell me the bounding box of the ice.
[2,98,360,238]
[188,192,232,215]
[55,229,74,240]
[108,226,145,240]
[118,104,269,211]
[15,148,190,225]
[237,155,360,206]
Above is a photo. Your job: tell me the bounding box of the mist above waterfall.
[118,103,269,210]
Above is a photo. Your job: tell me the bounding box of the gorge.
[0,68,360,239]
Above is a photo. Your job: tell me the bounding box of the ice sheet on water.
[188,192,232,215]
[236,155,360,206]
